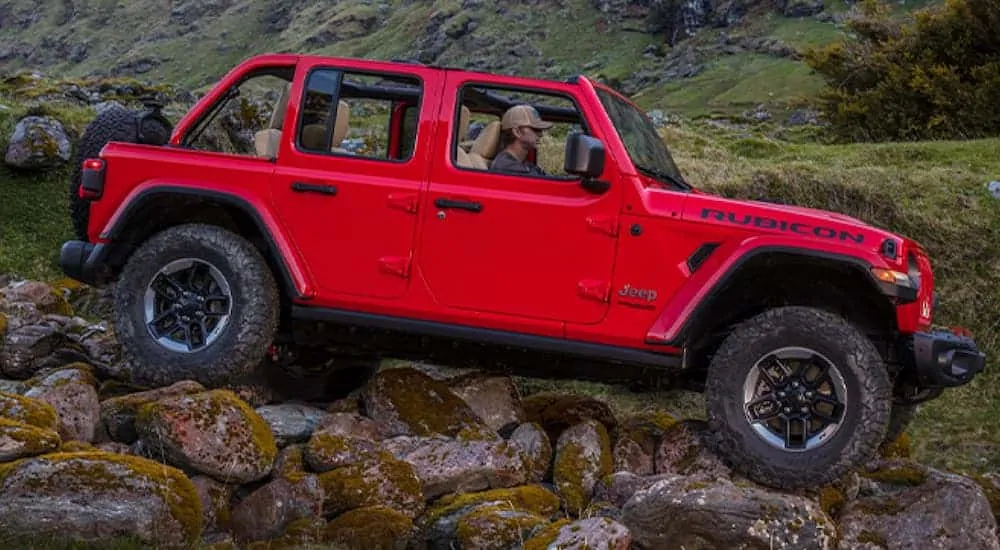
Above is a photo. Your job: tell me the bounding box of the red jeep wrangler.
[60,53,984,490]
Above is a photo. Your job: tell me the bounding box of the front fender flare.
[645,237,912,347]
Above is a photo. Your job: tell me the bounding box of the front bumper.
[59,240,113,287]
[902,329,986,389]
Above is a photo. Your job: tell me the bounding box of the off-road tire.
[705,306,892,490]
[113,223,280,389]
[69,105,171,241]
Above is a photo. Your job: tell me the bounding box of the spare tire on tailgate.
[69,101,173,241]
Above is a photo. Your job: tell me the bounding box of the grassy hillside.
[0,0,941,118]
[3,75,999,476]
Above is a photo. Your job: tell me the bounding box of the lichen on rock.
[361,367,496,439]
[135,389,278,484]
[0,450,203,547]
[552,418,612,516]
[100,380,205,443]
[0,391,59,430]
[0,417,61,460]
[324,505,415,549]
[317,450,425,519]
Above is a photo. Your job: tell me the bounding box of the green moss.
[861,462,929,486]
[553,421,612,516]
[0,417,61,456]
[58,440,96,452]
[456,504,548,549]
[367,368,487,438]
[853,498,901,516]
[523,519,573,550]
[137,389,278,474]
[0,451,203,544]
[818,486,846,517]
[325,505,414,548]
[425,484,561,527]
[304,432,377,472]
[857,529,888,548]
[0,392,59,431]
[879,432,912,459]
[317,450,423,518]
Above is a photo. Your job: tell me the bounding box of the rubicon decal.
[700,208,865,244]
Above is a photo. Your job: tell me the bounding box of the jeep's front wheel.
[705,306,892,490]
[114,223,280,388]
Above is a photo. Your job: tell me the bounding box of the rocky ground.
[1,276,999,549]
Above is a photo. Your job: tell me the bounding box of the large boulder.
[0,451,202,547]
[3,115,72,170]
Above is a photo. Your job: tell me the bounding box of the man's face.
[515,125,543,150]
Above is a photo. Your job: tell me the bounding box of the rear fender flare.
[99,183,314,301]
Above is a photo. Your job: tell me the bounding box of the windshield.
[595,88,689,190]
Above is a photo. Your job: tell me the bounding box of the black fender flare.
[652,245,915,347]
[99,185,309,301]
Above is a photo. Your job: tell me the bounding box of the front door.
[270,59,440,300]
[417,74,622,325]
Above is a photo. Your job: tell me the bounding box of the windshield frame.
[592,84,690,191]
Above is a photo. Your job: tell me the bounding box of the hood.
[676,192,898,247]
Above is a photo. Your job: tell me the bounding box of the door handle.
[291,181,337,195]
[434,198,482,213]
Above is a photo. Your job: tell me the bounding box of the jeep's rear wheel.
[705,306,891,490]
[114,223,279,388]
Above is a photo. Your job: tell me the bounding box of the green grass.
[639,52,826,117]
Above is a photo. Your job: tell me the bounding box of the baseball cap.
[501,104,554,130]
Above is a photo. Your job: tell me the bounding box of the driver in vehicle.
[489,104,553,176]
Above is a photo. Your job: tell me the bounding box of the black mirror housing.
[564,133,605,177]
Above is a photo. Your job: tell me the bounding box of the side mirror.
[564,133,609,194]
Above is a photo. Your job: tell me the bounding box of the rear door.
[269,59,441,301]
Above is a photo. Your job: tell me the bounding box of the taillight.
[79,158,106,200]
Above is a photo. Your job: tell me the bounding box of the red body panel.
[83,53,934,357]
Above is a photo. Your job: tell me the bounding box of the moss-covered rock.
[0,450,202,547]
[521,392,617,444]
[455,504,550,549]
[0,417,61,460]
[324,505,415,549]
[383,434,529,499]
[317,450,425,519]
[447,372,525,433]
[553,418,612,516]
[100,380,205,443]
[136,389,278,484]
[23,364,100,443]
[304,432,380,472]
[0,281,73,317]
[508,422,552,483]
[361,367,495,439]
[524,516,632,549]
[190,474,236,536]
[0,391,59,430]
[416,484,561,549]
[612,410,678,475]
[229,473,324,543]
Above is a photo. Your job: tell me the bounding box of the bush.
[804,0,1000,142]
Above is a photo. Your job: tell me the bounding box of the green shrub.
[804,0,1000,142]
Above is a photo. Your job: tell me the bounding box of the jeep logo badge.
[618,284,657,302]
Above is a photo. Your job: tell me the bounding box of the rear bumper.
[59,240,112,287]
[901,329,985,388]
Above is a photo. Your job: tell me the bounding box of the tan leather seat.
[299,101,351,153]
[466,120,500,170]
[254,84,290,158]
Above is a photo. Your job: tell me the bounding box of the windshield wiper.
[637,165,690,191]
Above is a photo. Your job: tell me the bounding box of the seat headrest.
[470,120,500,159]
[270,84,290,129]
[458,106,470,139]
[332,100,349,147]
[298,101,351,151]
